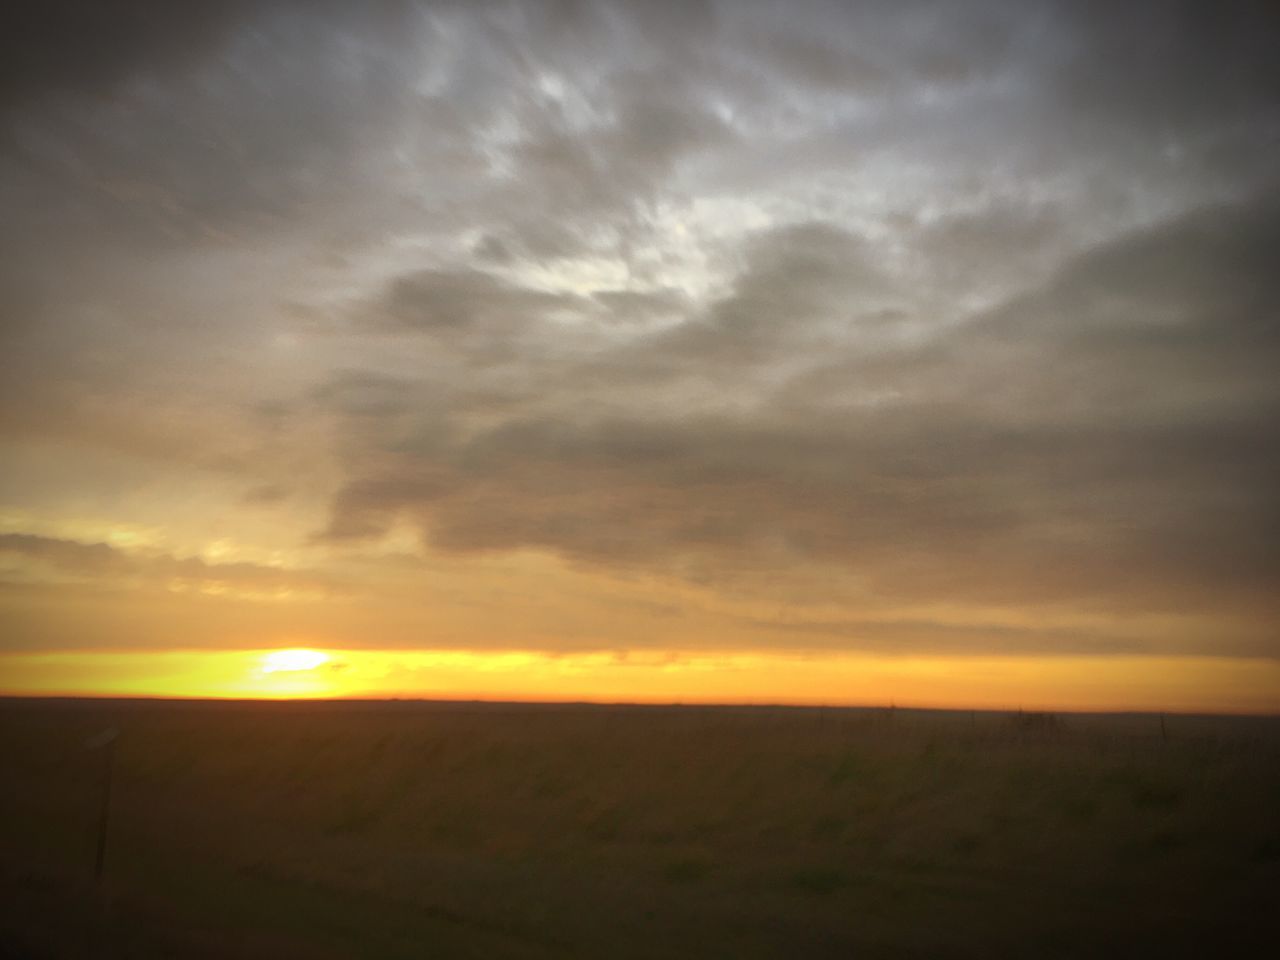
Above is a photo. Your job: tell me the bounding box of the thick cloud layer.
[2,0,1277,659]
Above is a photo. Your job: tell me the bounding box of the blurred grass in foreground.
[2,699,1277,958]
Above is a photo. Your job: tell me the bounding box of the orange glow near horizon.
[0,648,1277,715]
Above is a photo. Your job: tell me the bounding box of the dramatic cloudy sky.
[1,1,1277,706]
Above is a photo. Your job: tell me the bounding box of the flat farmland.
[2,699,1277,958]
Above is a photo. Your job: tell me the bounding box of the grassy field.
[2,698,1277,958]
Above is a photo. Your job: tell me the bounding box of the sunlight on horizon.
[0,648,1277,714]
[260,648,331,674]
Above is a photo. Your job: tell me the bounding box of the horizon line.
[3,693,1277,720]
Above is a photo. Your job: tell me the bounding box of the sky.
[1,0,1278,710]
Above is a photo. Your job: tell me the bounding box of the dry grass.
[2,699,1277,958]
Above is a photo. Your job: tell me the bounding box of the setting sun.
[260,649,331,674]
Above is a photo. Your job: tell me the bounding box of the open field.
[2,698,1278,958]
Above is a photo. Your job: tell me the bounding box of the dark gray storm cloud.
[1,1,256,110]
[318,188,1280,653]
[2,0,1278,657]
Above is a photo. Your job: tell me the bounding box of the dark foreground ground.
[1,699,1278,959]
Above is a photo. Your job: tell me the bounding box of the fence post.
[85,727,119,887]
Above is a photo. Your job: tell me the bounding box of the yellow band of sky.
[2,649,1276,715]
